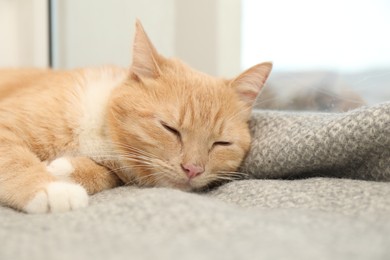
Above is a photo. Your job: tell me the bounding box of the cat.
[0,20,272,214]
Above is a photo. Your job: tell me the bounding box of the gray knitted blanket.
[1,102,389,260]
[243,102,390,181]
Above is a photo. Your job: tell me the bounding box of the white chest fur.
[76,67,127,161]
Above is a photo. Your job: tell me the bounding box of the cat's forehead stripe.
[176,96,227,138]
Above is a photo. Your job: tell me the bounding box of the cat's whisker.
[77,152,160,173]
[226,104,252,122]
[217,170,249,177]
[196,171,247,185]
[83,144,159,161]
[132,171,166,187]
[82,138,160,159]
[108,164,156,173]
[86,155,156,167]
[215,176,241,181]
[217,173,248,180]
[92,152,159,167]
[75,127,249,189]
[82,150,157,164]
[112,143,159,159]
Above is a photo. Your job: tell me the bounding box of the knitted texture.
[1,179,390,260]
[242,102,390,180]
[1,103,390,260]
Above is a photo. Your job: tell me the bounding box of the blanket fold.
[242,102,390,181]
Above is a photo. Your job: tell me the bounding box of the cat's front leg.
[0,144,89,214]
[24,181,88,214]
[46,157,123,195]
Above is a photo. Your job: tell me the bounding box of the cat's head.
[107,20,272,191]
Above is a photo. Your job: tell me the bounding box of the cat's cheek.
[209,149,245,173]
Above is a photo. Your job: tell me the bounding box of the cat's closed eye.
[160,121,181,139]
[212,141,233,147]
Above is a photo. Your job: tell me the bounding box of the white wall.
[0,0,48,67]
[52,0,241,76]
[0,0,241,76]
[52,0,176,69]
[216,0,241,77]
[175,0,241,77]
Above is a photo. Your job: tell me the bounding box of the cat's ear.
[231,62,272,107]
[130,20,162,80]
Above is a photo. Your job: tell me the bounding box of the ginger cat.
[0,21,272,214]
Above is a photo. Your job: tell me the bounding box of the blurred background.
[1,0,389,111]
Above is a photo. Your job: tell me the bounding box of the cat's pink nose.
[181,163,204,179]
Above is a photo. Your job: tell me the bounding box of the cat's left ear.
[231,62,273,107]
[130,20,163,80]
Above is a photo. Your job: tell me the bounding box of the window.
[242,0,390,110]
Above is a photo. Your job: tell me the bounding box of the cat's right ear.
[130,20,163,81]
[231,62,273,108]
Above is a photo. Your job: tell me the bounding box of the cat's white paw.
[24,182,88,214]
[46,157,74,180]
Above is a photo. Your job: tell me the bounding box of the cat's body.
[0,21,272,213]
[0,67,122,157]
